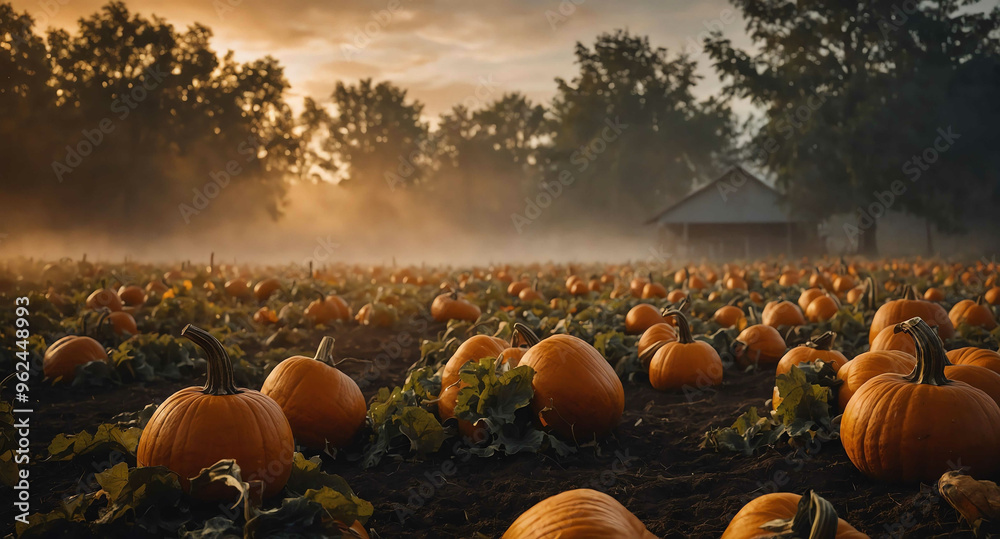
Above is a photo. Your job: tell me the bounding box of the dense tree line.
[2,1,999,249]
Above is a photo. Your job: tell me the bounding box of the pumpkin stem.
[807,331,836,351]
[511,323,541,347]
[663,309,694,344]
[902,285,917,300]
[760,490,839,539]
[895,317,951,386]
[181,324,242,395]
[861,276,877,312]
[313,336,336,365]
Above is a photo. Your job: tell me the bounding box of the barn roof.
[645,165,800,225]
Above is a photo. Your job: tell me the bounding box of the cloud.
[12,0,755,118]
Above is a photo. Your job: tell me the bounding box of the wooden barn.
[645,165,816,259]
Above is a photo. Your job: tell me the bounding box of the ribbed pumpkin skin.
[637,322,677,361]
[502,489,655,539]
[721,493,868,539]
[841,375,1000,483]
[431,293,481,322]
[869,326,916,356]
[648,340,722,390]
[948,347,1000,375]
[520,335,624,441]
[949,299,997,330]
[943,364,1000,407]
[714,305,745,328]
[260,356,366,449]
[837,350,915,410]
[43,336,109,382]
[798,288,826,312]
[775,346,847,376]
[762,301,805,327]
[625,304,665,334]
[440,335,508,389]
[868,298,953,343]
[137,388,294,499]
[734,325,787,367]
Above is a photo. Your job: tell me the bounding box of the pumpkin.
[431,292,481,322]
[224,278,251,298]
[726,275,748,290]
[519,287,544,302]
[832,274,856,294]
[798,288,826,312]
[106,310,138,336]
[437,335,509,419]
[260,337,366,450]
[637,322,677,363]
[947,347,1000,375]
[117,285,145,306]
[722,491,867,539]
[628,276,648,297]
[841,317,1000,483]
[253,278,282,302]
[43,335,109,383]
[86,287,122,311]
[570,280,591,296]
[253,306,278,325]
[923,287,946,302]
[643,310,722,391]
[137,325,294,499]
[625,304,666,334]
[836,349,915,410]
[869,325,916,356]
[145,279,169,295]
[517,324,624,441]
[805,293,839,322]
[733,325,787,368]
[775,331,847,376]
[508,281,529,297]
[304,293,349,325]
[868,285,953,344]
[985,286,1000,305]
[949,296,997,331]
[502,489,655,539]
[714,305,746,328]
[641,276,667,299]
[761,300,805,328]
[355,302,397,327]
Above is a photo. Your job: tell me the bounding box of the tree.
[0,1,299,233]
[706,0,1000,254]
[545,30,737,226]
[322,79,429,191]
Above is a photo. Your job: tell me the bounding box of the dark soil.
[4,321,976,538]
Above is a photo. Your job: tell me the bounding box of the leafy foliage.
[364,366,446,468]
[702,361,841,454]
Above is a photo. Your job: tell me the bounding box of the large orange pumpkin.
[431,292,481,322]
[517,324,624,441]
[253,278,282,302]
[949,296,997,330]
[502,489,655,539]
[761,300,805,328]
[947,347,1000,375]
[43,335,109,383]
[868,285,953,344]
[775,331,847,376]
[644,310,722,391]
[722,491,867,539]
[260,337,366,450]
[137,325,294,500]
[841,317,1000,483]
[714,305,746,328]
[733,325,787,368]
[637,322,677,363]
[869,325,916,356]
[625,304,666,334]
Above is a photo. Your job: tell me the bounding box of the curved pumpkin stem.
[663,309,694,344]
[511,323,541,347]
[181,324,241,395]
[861,275,877,312]
[313,336,336,365]
[901,284,917,300]
[806,331,836,351]
[895,317,951,386]
[760,490,839,539]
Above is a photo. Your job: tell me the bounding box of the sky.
[12,0,756,120]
